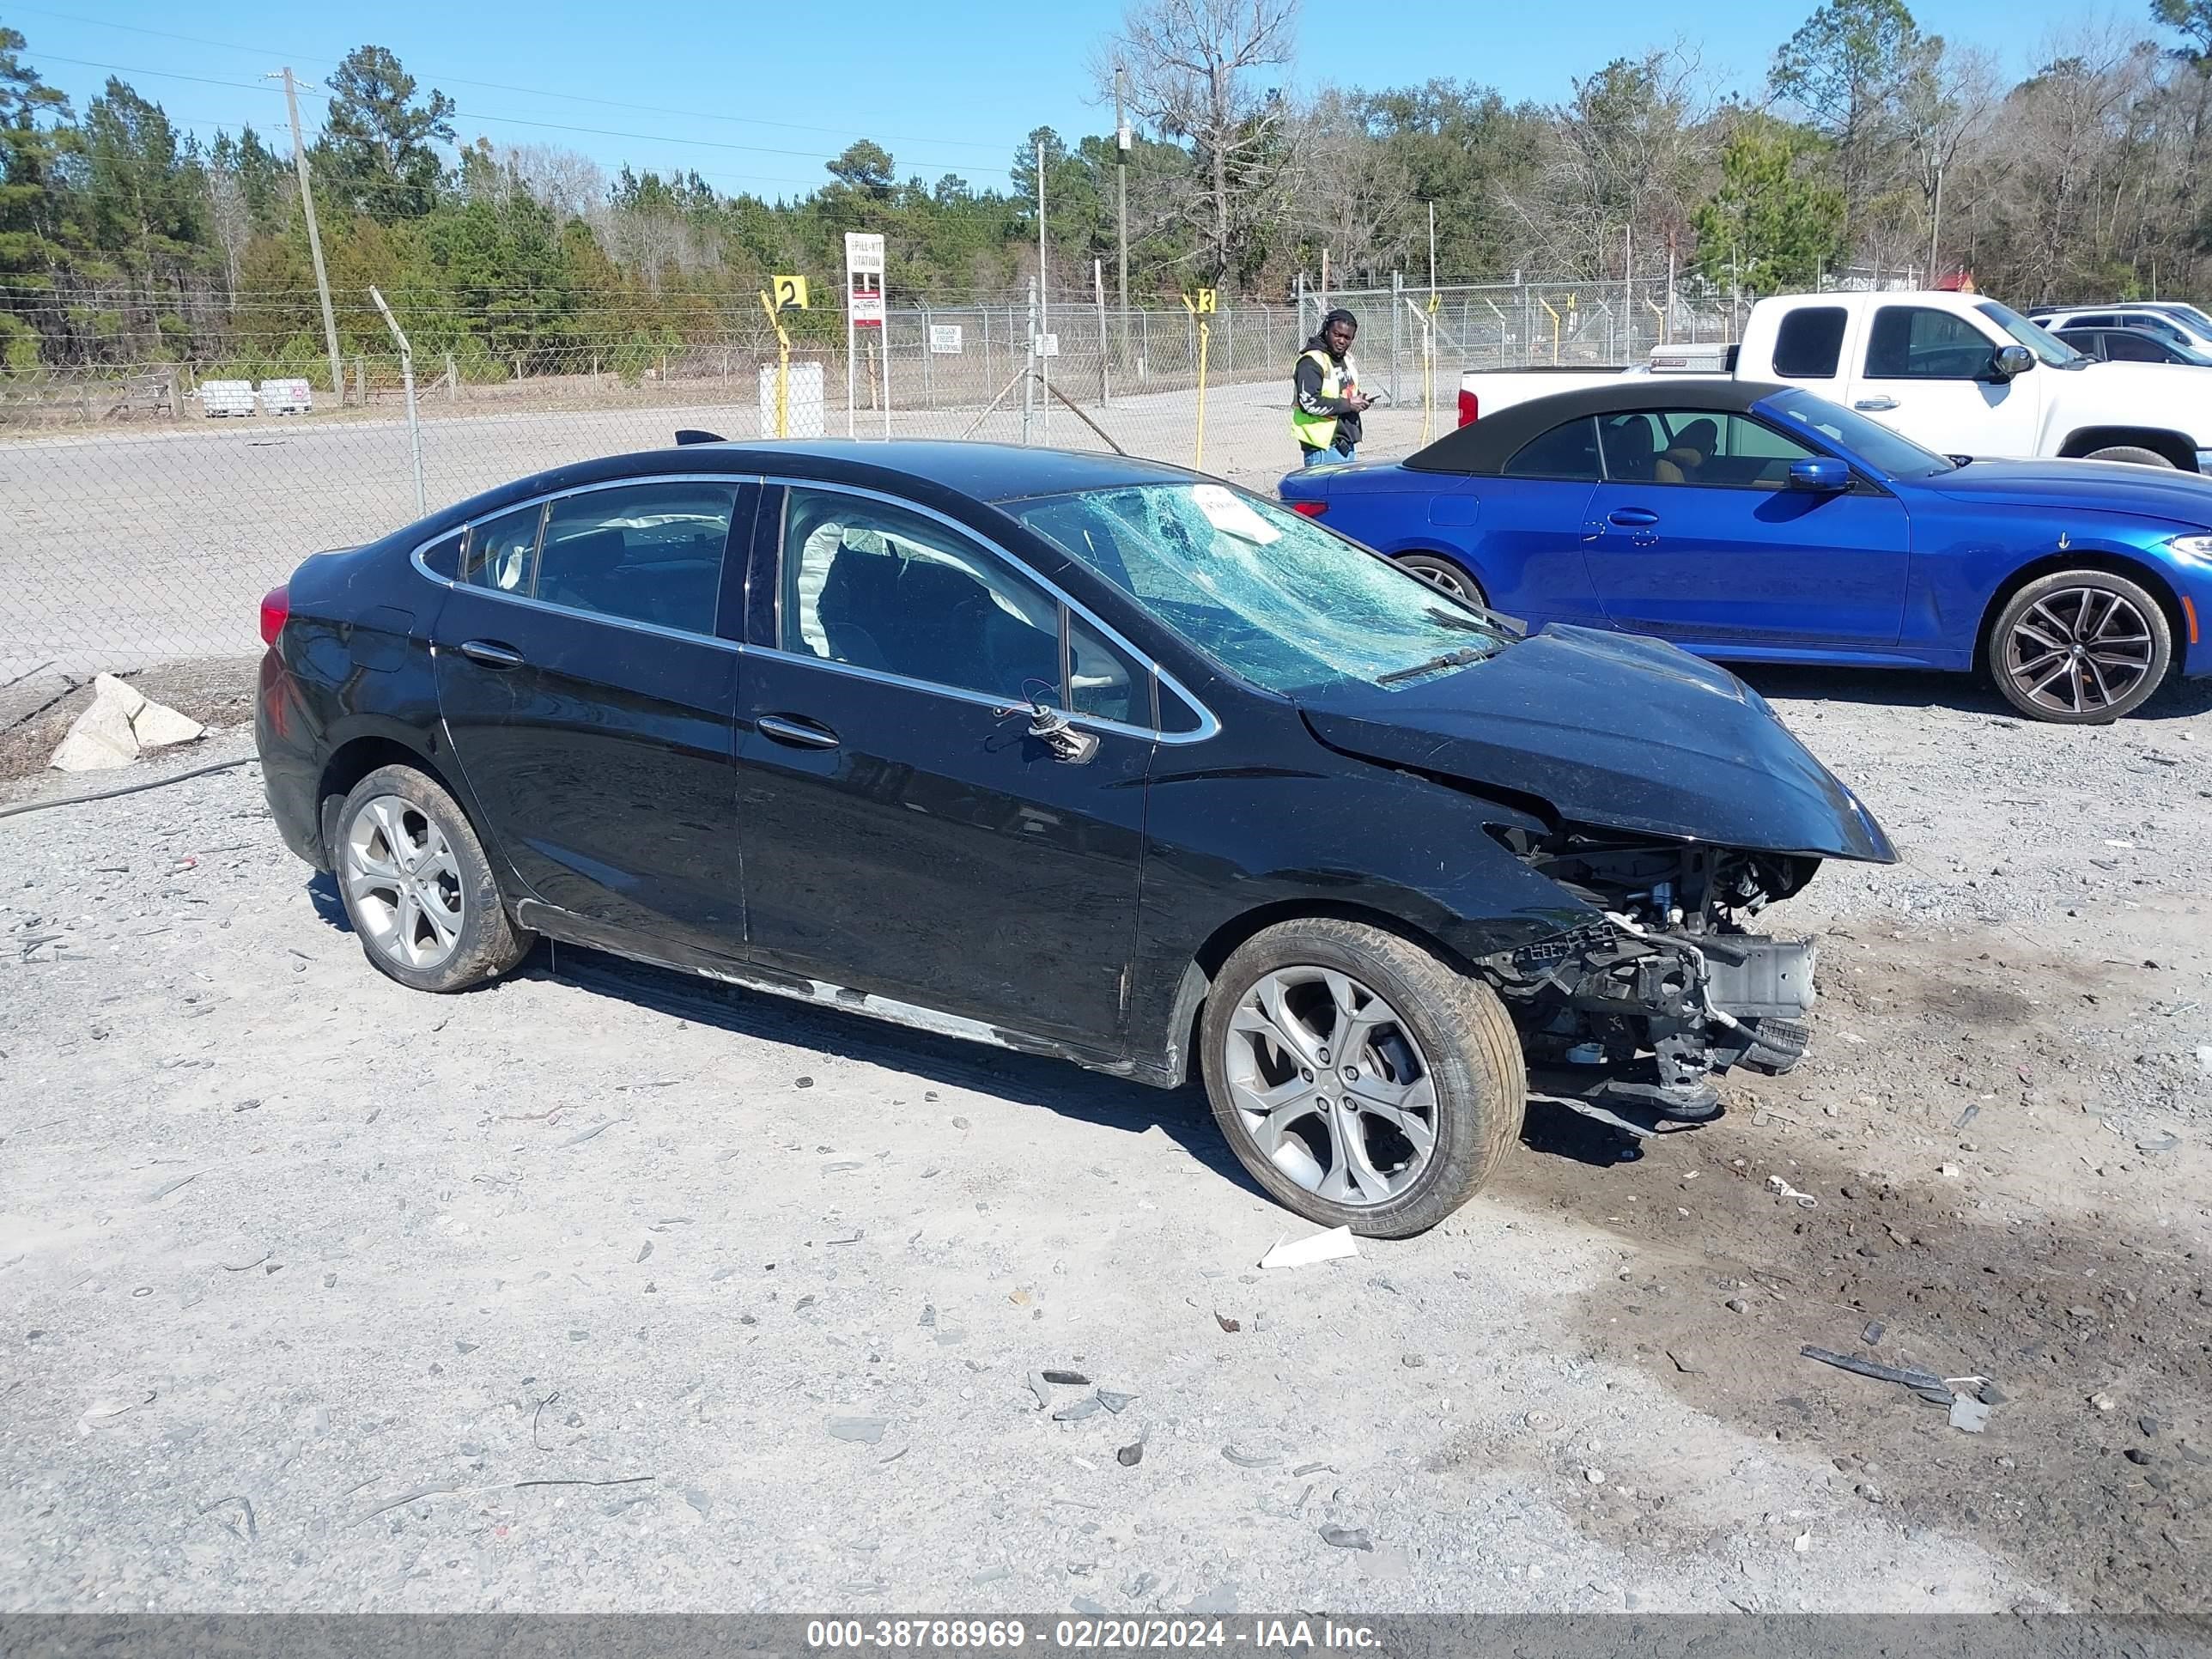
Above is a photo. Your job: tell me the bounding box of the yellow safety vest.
[1291,348,1344,450]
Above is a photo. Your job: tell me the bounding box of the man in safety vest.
[1291,308,1373,466]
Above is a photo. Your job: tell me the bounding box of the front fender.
[1126,760,1601,1065]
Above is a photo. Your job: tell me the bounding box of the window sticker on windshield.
[1190,483,1280,545]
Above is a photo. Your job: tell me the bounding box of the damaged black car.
[254,440,1895,1236]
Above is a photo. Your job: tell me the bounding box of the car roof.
[708,439,1201,501]
[416,439,1205,540]
[1402,378,1791,475]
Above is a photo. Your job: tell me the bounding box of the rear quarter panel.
[259,533,471,866]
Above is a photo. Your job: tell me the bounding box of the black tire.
[1200,919,1524,1238]
[332,763,534,993]
[1392,552,1485,605]
[2084,445,2174,468]
[1988,568,2172,723]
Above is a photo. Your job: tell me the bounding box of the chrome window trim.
[744,641,1210,745]
[763,478,1219,744]
[409,472,760,652]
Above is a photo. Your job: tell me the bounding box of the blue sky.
[7,0,2150,203]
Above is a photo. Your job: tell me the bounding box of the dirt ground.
[1,665,2208,1614]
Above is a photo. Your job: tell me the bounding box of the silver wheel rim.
[342,794,465,970]
[1222,966,1437,1207]
[2003,586,2156,715]
[1401,558,1470,599]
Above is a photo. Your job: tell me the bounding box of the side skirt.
[514,899,1176,1091]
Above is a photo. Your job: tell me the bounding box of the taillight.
[258,584,290,647]
[1457,389,1480,428]
[1288,500,1328,518]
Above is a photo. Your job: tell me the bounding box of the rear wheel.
[334,764,533,992]
[1200,919,1524,1238]
[2084,445,2174,468]
[1392,553,1484,605]
[1989,569,2172,723]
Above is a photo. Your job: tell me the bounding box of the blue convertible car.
[1276,380,2212,722]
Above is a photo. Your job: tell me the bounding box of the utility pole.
[1929,165,1943,287]
[1036,137,1050,441]
[276,68,343,409]
[1115,65,1131,369]
[1426,201,1437,305]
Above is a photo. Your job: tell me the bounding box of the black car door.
[733,482,1163,1054]
[432,476,758,963]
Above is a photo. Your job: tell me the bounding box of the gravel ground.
[2,667,2209,1614]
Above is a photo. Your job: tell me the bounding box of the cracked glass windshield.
[1012,483,1513,696]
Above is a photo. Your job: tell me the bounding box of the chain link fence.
[0,270,1897,690]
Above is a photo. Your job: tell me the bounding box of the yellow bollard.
[759,288,793,438]
[1194,321,1210,469]
[1183,289,1215,470]
[1540,295,1562,366]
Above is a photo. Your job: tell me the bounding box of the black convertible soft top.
[1404,378,1794,475]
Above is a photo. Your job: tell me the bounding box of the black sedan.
[2052,325,2212,367]
[255,440,1895,1235]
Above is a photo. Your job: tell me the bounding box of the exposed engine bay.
[1483,826,1824,1122]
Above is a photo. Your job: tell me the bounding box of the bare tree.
[1899,40,1998,274]
[1096,0,1299,283]
[204,164,248,309]
[1291,88,1413,282]
[1512,46,1711,279]
[501,143,608,221]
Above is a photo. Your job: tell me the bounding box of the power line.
[33,52,1008,176]
[9,4,1022,153]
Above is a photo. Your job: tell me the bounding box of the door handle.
[1607,507,1661,527]
[1853,396,1899,411]
[757,714,840,750]
[459,639,525,668]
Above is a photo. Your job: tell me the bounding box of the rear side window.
[1502,416,1601,480]
[2105,331,2165,362]
[536,483,738,635]
[1772,307,1846,379]
[463,504,543,592]
[1866,307,1992,380]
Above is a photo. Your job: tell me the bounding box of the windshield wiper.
[1376,647,1485,687]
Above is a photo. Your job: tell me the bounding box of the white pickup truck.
[1457,289,2212,471]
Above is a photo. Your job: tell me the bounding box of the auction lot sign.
[846,231,888,438]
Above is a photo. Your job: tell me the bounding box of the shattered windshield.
[1010,483,1515,696]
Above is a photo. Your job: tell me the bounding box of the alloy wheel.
[1220,966,1437,1206]
[343,794,466,971]
[2002,586,2157,717]
[1396,556,1473,600]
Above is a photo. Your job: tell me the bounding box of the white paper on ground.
[1259,1225,1358,1269]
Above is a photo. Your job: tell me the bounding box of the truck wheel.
[1989,569,2172,723]
[2084,445,2175,468]
[1201,919,1525,1238]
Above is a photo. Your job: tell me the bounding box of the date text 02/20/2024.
[803,1619,1382,1650]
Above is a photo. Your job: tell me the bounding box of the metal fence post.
[1390,271,1403,403]
[368,286,425,517]
[921,305,934,410]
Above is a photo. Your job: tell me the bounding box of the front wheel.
[1392,553,1484,605]
[1989,569,2172,723]
[1200,919,1525,1237]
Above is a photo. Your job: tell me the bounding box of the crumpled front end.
[1481,826,1824,1121]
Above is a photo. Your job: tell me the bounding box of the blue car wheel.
[1392,553,1483,605]
[1989,568,2173,723]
